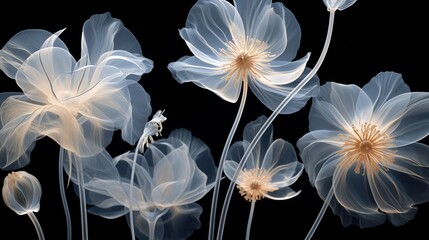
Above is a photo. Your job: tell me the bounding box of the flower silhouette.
[168,0,319,114]
[0,12,153,170]
[80,128,217,240]
[2,171,45,239]
[297,71,429,228]
[322,0,357,11]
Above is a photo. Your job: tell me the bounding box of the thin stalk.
[73,152,89,240]
[305,186,334,240]
[27,212,45,240]
[59,147,72,240]
[245,201,256,240]
[216,10,336,240]
[208,80,249,240]
[128,138,146,240]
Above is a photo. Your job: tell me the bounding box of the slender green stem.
[305,186,334,240]
[216,10,336,240]
[246,201,256,240]
[59,147,72,240]
[73,152,89,240]
[27,212,45,240]
[209,80,249,240]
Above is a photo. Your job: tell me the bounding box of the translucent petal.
[96,50,154,79]
[233,0,271,37]
[160,203,203,240]
[242,115,273,162]
[263,53,310,85]
[332,163,379,214]
[386,92,429,146]
[250,67,319,114]
[270,162,303,188]
[168,56,241,103]
[81,12,143,65]
[265,187,300,200]
[180,0,244,64]
[0,29,67,79]
[262,139,297,172]
[15,47,76,104]
[271,2,301,61]
[362,71,410,113]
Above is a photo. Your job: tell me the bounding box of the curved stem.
[73,152,89,240]
[209,80,249,240]
[216,10,336,240]
[246,201,256,240]
[59,148,72,240]
[27,212,45,240]
[128,140,145,240]
[305,186,334,240]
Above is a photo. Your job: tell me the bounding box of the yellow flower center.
[220,37,273,84]
[236,167,278,202]
[337,122,396,175]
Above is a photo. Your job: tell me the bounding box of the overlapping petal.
[298,71,429,228]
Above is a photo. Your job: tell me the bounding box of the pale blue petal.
[270,162,303,188]
[0,29,67,79]
[15,47,76,103]
[119,84,151,145]
[297,130,342,185]
[160,203,203,240]
[271,3,301,61]
[223,160,239,182]
[322,0,357,11]
[233,0,271,37]
[250,67,319,114]
[332,162,379,213]
[387,208,418,226]
[309,82,362,131]
[386,92,429,146]
[242,115,272,161]
[81,12,143,65]
[132,210,165,240]
[362,71,410,112]
[261,139,297,172]
[168,56,241,103]
[179,0,244,65]
[264,53,310,84]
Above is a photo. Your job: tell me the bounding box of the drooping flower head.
[78,128,217,240]
[168,0,319,114]
[322,0,357,11]
[0,12,153,170]
[297,71,429,227]
[224,115,303,202]
[2,171,42,215]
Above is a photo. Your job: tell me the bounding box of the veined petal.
[15,47,76,104]
[270,161,303,188]
[309,82,363,131]
[362,71,410,113]
[168,56,241,103]
[0,29,67,79]
[223,160,239,182]
[96,50,153,80]
[261,139,297,171]
[250,67,319,114]
[226,141,257,172]
[242,115,273,163]
[180,0,244,65]
[233,0,271,37]
[271,2,301,61]
[263,53,309,85]
[385,92,429,146]
[333,163,379,213]
[81,12,143,65]
[322,0,357,11]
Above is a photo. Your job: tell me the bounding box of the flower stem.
[73,152,89,240]
[209,80,248,240]
[59,147,72,240]
[305,186,334,240]
[216,10,336,240]
[246,201,256,240]
[27,212,45,240]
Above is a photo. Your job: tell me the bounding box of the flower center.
[236,167,278,202]
[220,37,273,84]
[337,122,396,175]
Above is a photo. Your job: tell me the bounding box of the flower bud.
[2,171,42,215]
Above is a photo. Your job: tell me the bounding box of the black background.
[0,1,428,239]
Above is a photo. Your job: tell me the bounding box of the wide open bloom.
[168,0,319,114]
[322,0,357,11]
[297,71,429,227]
[0,12,153,170]
[78,129,217,240]
[224,115,303,202]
